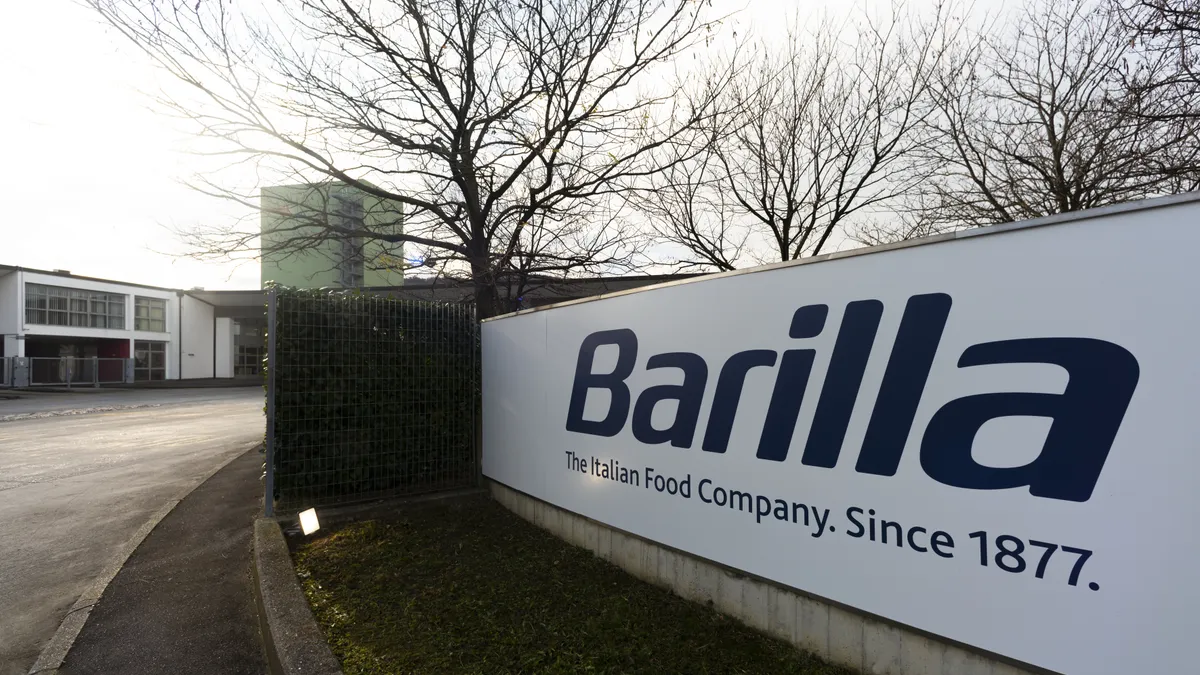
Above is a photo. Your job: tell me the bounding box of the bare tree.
[849,211,950,248]
[906,0,1200,232]
[1116,0,1200,123]
[88,0,732,316]
[636,5,957,270]
[634,144,748,271]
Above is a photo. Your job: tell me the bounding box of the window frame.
[234,344,263,377]
[133,340,167,381]
[25,283,125,329]
[134,296,168,332]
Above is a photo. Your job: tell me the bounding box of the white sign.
[482,198,1200,675]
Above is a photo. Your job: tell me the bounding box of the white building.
[0,265,265,386]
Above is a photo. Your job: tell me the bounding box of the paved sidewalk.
[58,448,268,675]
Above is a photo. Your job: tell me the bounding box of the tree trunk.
[471,256,498,320]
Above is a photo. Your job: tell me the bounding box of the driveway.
[0,388,263,675]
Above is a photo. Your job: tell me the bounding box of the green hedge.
[267,287,479,511]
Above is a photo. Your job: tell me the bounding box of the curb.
[26,442,261,675]
[252,518,343,675]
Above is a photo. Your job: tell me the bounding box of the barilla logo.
[565,294,1139,503]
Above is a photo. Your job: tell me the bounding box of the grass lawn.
[292,496,853,675]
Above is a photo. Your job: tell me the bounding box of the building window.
[25,284,125,329]
[134,296,167,332]
[232,322,262,338]
[134,340,167,381]
[233,318,264,376]
[235,345,262,377]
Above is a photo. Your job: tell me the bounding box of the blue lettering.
[563,294,1140,503]
[802,300,883,467]
[921,338,1140,502]
[702,350,777,454]
[856,293,951,476]
[631,352,708,447]
[756,305,827,462]
[565,329,637,436]
[846,507,866,537]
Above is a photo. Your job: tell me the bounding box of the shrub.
[267,287,478,511]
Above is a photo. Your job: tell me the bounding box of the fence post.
[92,356,100,388]
[473,308,483,488]
[264,288,277,517]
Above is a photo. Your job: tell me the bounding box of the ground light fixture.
[298,508,320,535]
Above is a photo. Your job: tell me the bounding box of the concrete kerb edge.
[251,489,491,675]
[248,488,492,675]
[27,441,261,675]
[252,519,343,675]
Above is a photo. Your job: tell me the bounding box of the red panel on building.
[98,339,130,358]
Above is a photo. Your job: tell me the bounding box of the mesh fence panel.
[267,288,479,513]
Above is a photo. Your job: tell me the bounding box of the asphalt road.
[0,388,264,675]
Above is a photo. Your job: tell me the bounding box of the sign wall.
[482,201,1200,675]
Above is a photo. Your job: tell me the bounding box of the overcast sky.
[0,0,257,288]
[0,0,999,290]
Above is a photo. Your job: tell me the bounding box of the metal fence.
[28,357,129,387]
[1,357,10,387]
[265,288,480,515]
